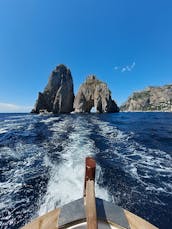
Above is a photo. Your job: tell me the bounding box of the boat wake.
[38,115,109,215]
[0,113,172,229]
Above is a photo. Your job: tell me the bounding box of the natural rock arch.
[74,75,119,113]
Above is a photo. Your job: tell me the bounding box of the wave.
[38,115,109,215]
[0,113,172,229]
[91,117,172,196]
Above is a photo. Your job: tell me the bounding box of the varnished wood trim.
[21,208,60,229]
[85,180,98,229]
[124,209,158,229]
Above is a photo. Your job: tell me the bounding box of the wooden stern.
[22,208,60,229]
[21,157,159,229]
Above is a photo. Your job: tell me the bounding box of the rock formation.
[31,64,74,114]
[120,84,172,111]
[74,75,119,113]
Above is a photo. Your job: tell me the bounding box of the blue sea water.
[0,112,172,229]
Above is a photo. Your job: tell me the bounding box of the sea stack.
[74,75,119,113]
[31,64,74,114]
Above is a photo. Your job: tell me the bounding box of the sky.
[0,0,172,112]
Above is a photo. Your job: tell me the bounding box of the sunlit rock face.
[74,75,119,113]
[120,84,172,111]
[32,64,74,114]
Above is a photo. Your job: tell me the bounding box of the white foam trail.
[0,114,37,134]
[0,128,8,134]
[0,143,46,212]
[38,116,109,215]
[91,117,172,195]
[40,117,60,123]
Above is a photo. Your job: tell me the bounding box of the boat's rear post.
[84,157,98,229]
[84,157,96,197]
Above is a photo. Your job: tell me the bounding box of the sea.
[0,112,172,229]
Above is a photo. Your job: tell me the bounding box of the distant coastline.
[120,84,172,112]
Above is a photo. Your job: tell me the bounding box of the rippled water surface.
[0,112,172,229]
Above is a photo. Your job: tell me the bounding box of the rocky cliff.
[32,64,74,114]
[120,84,172,111]
[74,75,119,113]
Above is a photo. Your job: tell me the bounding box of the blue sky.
[0,0,172,112]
